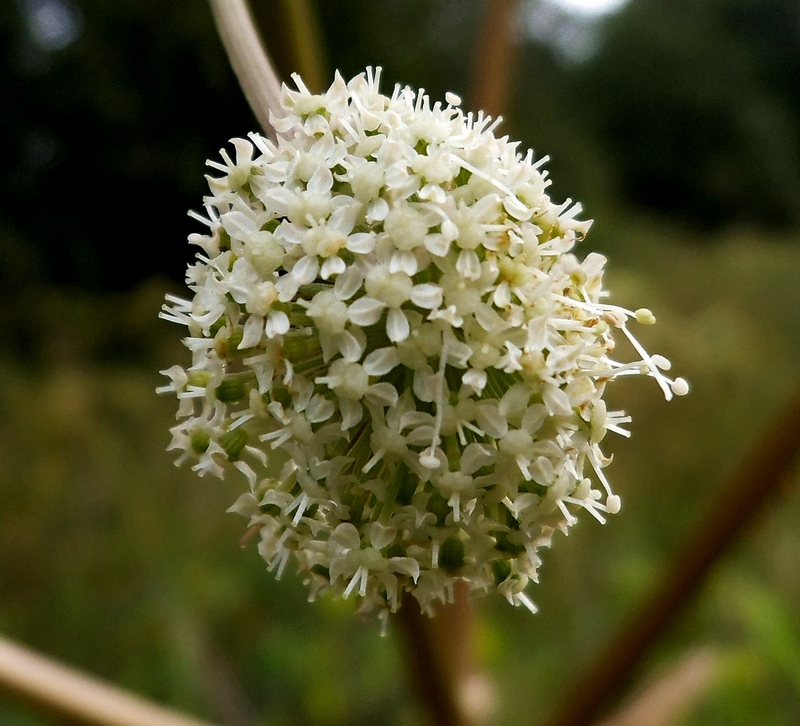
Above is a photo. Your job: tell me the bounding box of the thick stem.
[208,0,283,139]
[396,585,474,726]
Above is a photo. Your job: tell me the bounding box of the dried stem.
[544,386,800,726]
[208,0,283,139]
[597,647,720,726]
[0,635,218,726]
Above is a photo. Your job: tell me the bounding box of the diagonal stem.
[543,385,800,726]
[0,635,218,726]
[208,0,283,139]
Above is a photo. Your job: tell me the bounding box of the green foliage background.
[2,1,799,724]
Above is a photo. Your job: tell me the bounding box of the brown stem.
[395,584,474,726]
[469,0,521,118]
[543,386,800,726]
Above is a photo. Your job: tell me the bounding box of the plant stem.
[396,585,474,726]
[208,0,283,139]
[543,386,800,726]
[0,635,217,726]
[469,0,521,117]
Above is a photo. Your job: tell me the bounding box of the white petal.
[527,316,548,350]
[240,315,264,348]
[543,383,572,416]
[348,297,385,326]
[338,329,364,362]
[307,164,333,194]
[461,443,493,475]
[366,197,389,223]
[263,187,297,217]
[390,557,420,582]
[406,425,435,446]
[292,255,319,286]
[503,195,532,221]
[521,404,548,434]
[447,339,473,368]
[266,310,290,337]
[474,303,507,333]
[320,255,346,279]
[493,283,511,308]
[386,308,410,342]
[368,522,396,550]
[499,383,530,418]
[275,273,300,303]
[424,233,451,257]
[441,218,459,242]
[419,184,446,204]
[456,249,481,280]
[306,395,335,423]
[363,347,401,376]
[220,210,258,239]
[328,200,358,235]
[476,403,509,438]
[389,250,418,276]
[367,382,399,407]
[226,492,259,517]
[547,345,581,372]
[413,370,437,403]
[330,522,361,551]
[334,265,364,301]
[339,399,364,430]
[529,456,554,485]
[462,368,486,394]
[347,232,376,254]
[410,284,443,309]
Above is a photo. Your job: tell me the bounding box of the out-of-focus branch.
[597,648,720,726]
[469,0,521,118]
[208,0,283,139]
[249,0,329,93]
[0,635,218,726]
[544,386,800,726]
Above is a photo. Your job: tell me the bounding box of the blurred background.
[1,0,799,724]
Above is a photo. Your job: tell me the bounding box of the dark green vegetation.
[3,0,800,291]
[3,0,800,724]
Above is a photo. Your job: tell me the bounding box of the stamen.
[515,592,539,614]
[562,496,607,524]
[556,499,578,526]
[420,337,449,469]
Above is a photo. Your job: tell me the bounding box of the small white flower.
[160,68,687,618]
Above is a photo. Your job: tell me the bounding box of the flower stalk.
[396,590,473,726]
[208,0,283,139]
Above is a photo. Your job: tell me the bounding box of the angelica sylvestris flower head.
[159,68,687,621]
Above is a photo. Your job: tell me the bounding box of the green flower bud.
[219,429,248,461]
[439,537,465,573]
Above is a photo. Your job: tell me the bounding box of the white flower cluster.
[160,68,687,620]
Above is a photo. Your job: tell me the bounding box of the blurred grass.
[1,224,799,725]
